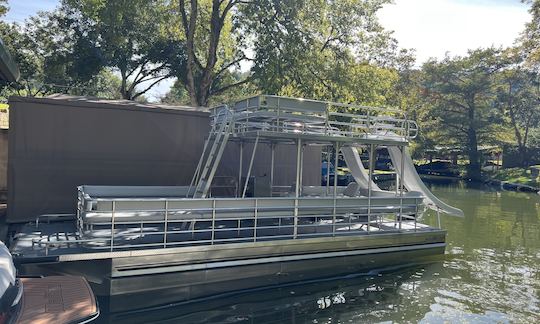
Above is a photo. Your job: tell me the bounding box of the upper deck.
[211,95,418,145]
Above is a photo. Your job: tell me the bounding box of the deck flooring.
[16,276,98,324]
[10,215,438,259]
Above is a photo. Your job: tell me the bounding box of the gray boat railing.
[211,95,418,140]
[32,196,424,256]
[17,195,425,255]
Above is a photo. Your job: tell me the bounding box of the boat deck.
[10,215,437,259]
[15,276,98,324]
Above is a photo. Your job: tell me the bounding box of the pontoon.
[8,95,462,312]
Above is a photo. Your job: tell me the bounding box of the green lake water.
[105,182,540,323]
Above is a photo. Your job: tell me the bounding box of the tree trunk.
[466,126,481,180]
[507,81,527,167]
[466,100,481,181]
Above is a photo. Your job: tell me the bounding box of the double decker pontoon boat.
[9,95,462,312]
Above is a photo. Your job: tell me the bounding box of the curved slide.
[387,146,464,217]
[341,146,381,191]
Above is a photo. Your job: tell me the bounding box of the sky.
[3,0,533,101]
[377,0,531,64]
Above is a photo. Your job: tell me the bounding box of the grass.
[490,167,540,187]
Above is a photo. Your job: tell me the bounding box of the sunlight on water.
[101,182,540,323]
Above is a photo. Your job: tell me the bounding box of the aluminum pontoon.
[9,95,462,312]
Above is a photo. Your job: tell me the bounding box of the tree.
[241,0,409,104]
[173,0,408,107]
[521,0,540,69]
[62,0,186,100]
[421,48,505,180]
[174,0,250,107]
[496,51,540,166]
[0,0,7,17]
[0,10,123,99]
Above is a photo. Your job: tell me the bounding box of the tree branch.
[132,75,171,100]
[216,54,248,76]
[212,75,253,95]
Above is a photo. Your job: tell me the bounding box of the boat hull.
[16,230,445,313]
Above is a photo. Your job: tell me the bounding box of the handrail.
[210,95,418,140]
[37,204,426,255]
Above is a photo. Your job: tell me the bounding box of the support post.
[242,136,259,198]
[163,200,168,248]
[270,143,275,196]
[294,138,302,238]
[211,199,216,244]
[110,200,115,252]
[326,145,331,195]
[238,142,244,197]
[254,199,258,242]
[299,143,305,196]
[399,145,405,230]
[332,142,339,236]
[368,144,374,233]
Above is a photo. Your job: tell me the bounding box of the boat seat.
[81,194,421,226]
[343,182,360,197]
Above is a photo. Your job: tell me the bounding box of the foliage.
[419,48,506,180]
[241,0,411,105]
[0,0,7,17]
[61,0,186,100]
[2,0,540,173]
[495,49,540,166]
[521,0,540,70]
[491,167,540,187]
[172,0,248,107]
[0,10,123,99]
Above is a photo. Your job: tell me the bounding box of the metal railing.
[210,95,418,140]
[29,195,428,255]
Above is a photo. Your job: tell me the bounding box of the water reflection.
[421,182,540,322]
[98,182,540,323]
[100,263,442,323]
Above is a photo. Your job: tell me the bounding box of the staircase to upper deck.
[190,107,234,198]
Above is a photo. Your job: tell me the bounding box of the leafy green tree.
[495,50,540,166]
[0,9,123,99]
[421,48,505,180]
[62,0,186,100]
[174,0,250,107]
[241,0,409,105]
[521,0,540,69]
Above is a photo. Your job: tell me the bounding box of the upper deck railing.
[211,95,418,141]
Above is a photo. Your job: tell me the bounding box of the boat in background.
[0,241,99,324]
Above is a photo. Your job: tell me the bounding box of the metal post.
[254,199,258,242]
[242,136,260,198]
[211,199,216,244]
[368,144,374,234]
[326,145,331,195]
[437,207,441,228]
[299,143,305,197]
[163,200,168,248]
[276,97,281,132]
[399,145,405,230]
[270,143,275,196]
[238,142,244,197]
[414,198,418,231]
[332,142,339,236]
[110,201,115,252]
[294,138,302,238]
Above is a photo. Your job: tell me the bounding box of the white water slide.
[341,146,464,217]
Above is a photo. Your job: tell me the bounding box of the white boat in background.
[0,241,99,324]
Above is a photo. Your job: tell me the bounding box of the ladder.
[191,108,234,198]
